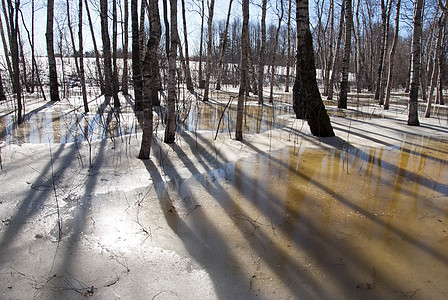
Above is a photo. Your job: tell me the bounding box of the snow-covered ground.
[1,86,448,299]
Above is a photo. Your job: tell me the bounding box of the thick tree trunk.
[408,0,424,126]
[257,0,267,104]
[293,0,334,137]
[164,0,178,143]
[236,0,249,141]
[138,0,161,159]
[203,0,215,101]
[46,0,60,102]
[338,0,352,109]
[216,0,233,91]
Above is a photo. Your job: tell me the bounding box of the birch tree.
[408,0,424,126]
[338,0,352,109]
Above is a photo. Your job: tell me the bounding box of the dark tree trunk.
[164,0,178,143]
[138,0,162,159]
[46,0,60,102]
[236,0,249,141]
[122,0,129,95]
[293,0,334,137]
[131,0,142,110]
[257,0,267,104]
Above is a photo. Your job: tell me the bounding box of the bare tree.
[139,0,161,159]
[85,0,105,94]
[268,0,284,103]
[293,0,334,137]
[164,0,178,143]
[326,0,345,101]
[408,0,424,126]
[338,0,352,109]
[285,0,292,92]
[258,0,267,104]
[203,0,215,101]
[7,0,22,123]
[216,0,233,91]
[66,0,88,113]
[131,0,142,109]
[236,0,249,141]
[100,0,120,107]
[0,72,5,100]
[181,0,194,92]
[78,0,88,112]
[47,0,60,102]
[384,0,402,110]
[374,0,389,101]
[122,0,129,95]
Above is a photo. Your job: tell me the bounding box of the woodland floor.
[0,86,448,299]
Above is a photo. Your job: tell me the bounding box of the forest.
[0,0,448,299]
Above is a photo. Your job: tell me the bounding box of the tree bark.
[138,0,161,159]
[198,0,205,88]
[78,0,88,113]
[293,0,334,137]
[235,0,249,141]
[338,0,352,109]
[379,0,393,105]
[203,0,215,101]
[122,0,129,95]
[374,0,388,101]
[408,0,424,126]
[131,0,142,109]
[384,0,401,110]
[285,0,292,92]
[46,0,60,102]
[257,0,267,104]
[164,0,178,143]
